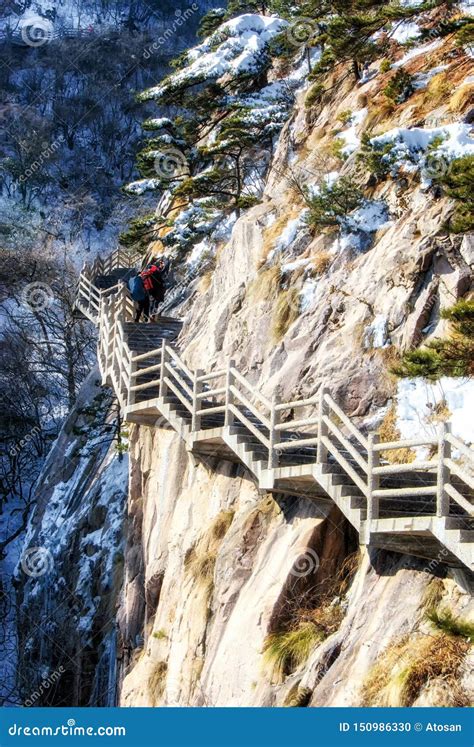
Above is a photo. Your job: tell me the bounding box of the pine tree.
[392,301,474,380]
[197,8,227,38]
[226,0,270,17]
[436,156,474,234]
[305,177,365,231]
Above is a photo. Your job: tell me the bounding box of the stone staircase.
[74,252,474,573]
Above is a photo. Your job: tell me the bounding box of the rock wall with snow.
[119,5,474,707]
[16,371,128,706]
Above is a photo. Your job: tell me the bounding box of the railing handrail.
[76,259,474,571]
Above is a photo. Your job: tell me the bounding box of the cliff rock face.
[119,430,473,707]
[16,4,474,707]
[16,372,128,706]
[119,7,474,706]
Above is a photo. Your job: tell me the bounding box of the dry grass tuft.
[264,623,325,682]
[425,71,454,107]
[272,288,301,342]
[426,608,474,643]
[211,509,235,540]
[283,683,313,707]
[379,404,416,464]
[248,264,282,302]
[184,510,235,589]
[426,399,451,425]
[311,251,332,276]
[421,577,445,614]
[365,99,396,133]
[186,550,217,584]
[199,271,213,293]
[449,83,474,114]
[361,634,471,706]
[263,550,361,682]
[148,660,168,705]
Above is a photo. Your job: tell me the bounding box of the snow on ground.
[390,20,421,43]
[187,239,210,265]
[397,377,474,445]
[124,178,162,195]
[287,47,322,87]
[363,315,390,349]
[281,257,311,274]
[392,39,443,68]
[413,64,449,90]
[307,171,340,198]
[370,123,474,181]
[341,200,391,251]
[459,1,474,16]
[18,371,128,662]
[267,210,309,263]
[299,278,318,312]
[144,117,173,129]
[339,108,368,156]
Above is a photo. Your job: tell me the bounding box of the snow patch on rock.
[397,377,474,445]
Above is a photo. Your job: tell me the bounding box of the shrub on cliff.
[436,155,474,234]
[305,177,365,231]
[383,68,414,103]
[391,300,474,379]
[358,132,397,181]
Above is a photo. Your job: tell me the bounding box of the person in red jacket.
[140,259,167,319]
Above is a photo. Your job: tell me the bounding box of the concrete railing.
[75,261,474,570]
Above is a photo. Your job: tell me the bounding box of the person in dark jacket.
[128,273,150,323]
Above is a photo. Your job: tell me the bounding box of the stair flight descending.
[74,253,474,572]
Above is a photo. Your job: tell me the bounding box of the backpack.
[140,265,161,292]
[128,275,146,302]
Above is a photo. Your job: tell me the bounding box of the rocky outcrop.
[15,371,128,706]
[119,427,473,707]
[119,12,474,706]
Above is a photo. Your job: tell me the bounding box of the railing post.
[224,360,235,427]
[436,422,451,518]
[192,369,204,433]
[367,433,380,532]
[159,340,168,400]
[268,394,280,470]
[128,357,137,407]
[317,384,330,464]
[120,285,127,320]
